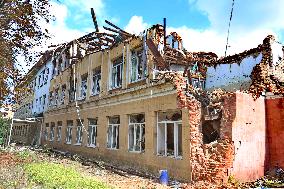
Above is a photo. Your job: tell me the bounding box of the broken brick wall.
[230,92,266,182]
[266,97,284,169]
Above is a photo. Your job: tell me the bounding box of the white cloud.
[124,16,149,35]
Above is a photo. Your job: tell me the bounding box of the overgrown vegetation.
[0,117,10,145]
[24,162,110,189]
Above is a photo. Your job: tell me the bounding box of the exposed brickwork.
[172,73,235,184]
[266,97,284,169]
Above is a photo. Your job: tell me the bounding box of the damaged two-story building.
[13,18,284,184]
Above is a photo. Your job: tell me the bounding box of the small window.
[128,114,145,152]
[92,68,101,95]
[61,85,66,104]
[57,121,62,142]
[157,110,182,158]
[107,116,120,149]
[66,120,73,144]
[43,94,46,106]
[80,74,88,99]
[50,122,55,141]
[88,119,97,147]
[54,88,59,106]
[111,57,123,89]
[130,49,146,83]
[75,119,83,145]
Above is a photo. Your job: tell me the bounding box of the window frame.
[57,121,62,142]
[130,48,146,83]
[128,114,145,153]
[66,120,73,144]
[107,116,120,150]
[50,122,55,142]
[91,68,101,96]
[111,57,123,89]
[156,111,183,159]
[75,119,83,145]
[88,119,98,148]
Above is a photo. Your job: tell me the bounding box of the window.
[80,74,88,99]
[61,85,66,104]
[43,94,46,106]
[44,123,49,141]
[66,120,73,144]
[69,78,76,102]
[130,49,146,82]
[38,75,41,88]
[50,122,55,141]
[75,119,83,145]
[88,119,97,147]
[111,57,123,89]
[191,78,205,90]
[57,121,62,142]
[157,110,182,158]
[48,92,53,107]
[44,68,49,85]
[107,116,120,149]
[128,114,145,152]
[54,88,59,106]
[92,68,101,95]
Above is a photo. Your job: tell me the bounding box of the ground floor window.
[128,114,145,152]
[57,121,62,142]
[75,119,83,145]
[44,123,49,141]
[66,120,73,144]
[88,119,97,147]
[157,110,182,158]
[50,122,55,141]
[107,116,120,149]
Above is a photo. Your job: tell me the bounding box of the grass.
[24,162,110,189]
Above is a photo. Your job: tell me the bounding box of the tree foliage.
[0,117,10,145]
[0,0,53,105]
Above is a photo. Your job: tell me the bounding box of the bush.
[24,162,109,189]
[0,117,10,145]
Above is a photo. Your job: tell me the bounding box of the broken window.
[69,78,76,102]
[202,120,220,144]
[130,49,146,82]
[157,110,182,158]
[54,88,59,106]
[50,122,55,141]
[111,57,123,89]
[88,119,97,147]
[107,116,120,149]
[80,74,88,99]
[66,120,73,144]
[75,119,83,145]
[92,68,101,95]
[128,114,145,152]
[43,94,46,107]
[44,123,49,141]
[191,78,205,90]
[61,85,66,104]
[48,91,53,107]
[57,121,62,142]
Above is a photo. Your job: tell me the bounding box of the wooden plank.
[91,8,99,32]
[146,38,166,69]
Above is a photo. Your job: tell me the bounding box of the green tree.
[0,117,10,145]
[0,0,53,105]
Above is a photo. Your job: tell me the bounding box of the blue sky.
[45,0,284,57]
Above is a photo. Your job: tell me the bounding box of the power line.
[225,0,235,57]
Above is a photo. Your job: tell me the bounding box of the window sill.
[49,139,54,142]
[157,154,183,160]
[87,144,96,148]
[66,142,72,145]
[106,147,119,150]
[74,143,82,146]
[128,150,144,154]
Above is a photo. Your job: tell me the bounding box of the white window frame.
[66,121,73,144]
[128,114,145,153]
[107,117,120,149]
[50,123,55,142]
[57,122,62,142]
[88,119,97,148]
[80,75,88,100]
[91,69,101,96]
[157,112,182,159]
[75,120,83,145]
[130,49,146,83]
[111,59,123,89]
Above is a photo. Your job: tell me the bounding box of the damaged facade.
[12,19,284,184]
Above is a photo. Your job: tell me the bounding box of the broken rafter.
[105,20,132,37]
[91,8,99,32]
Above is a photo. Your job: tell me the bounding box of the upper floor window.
[111,57,123,89]
[92,68,101,96]
[80,74,88,100]
[69,78,76,102]
[61,85,66,104]
[130,49,146,82]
